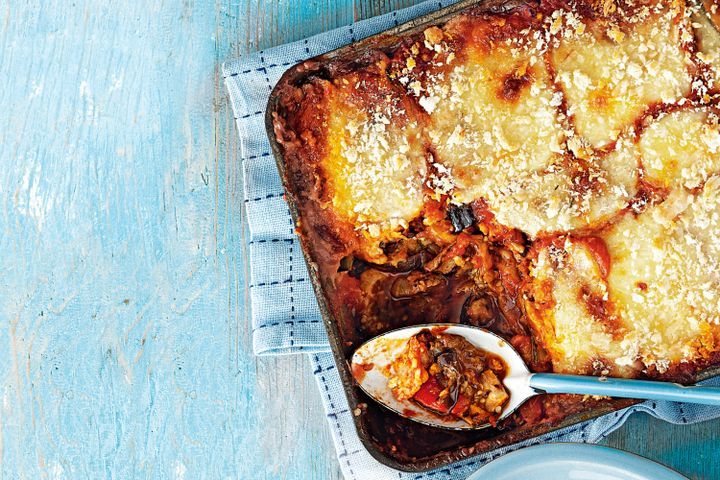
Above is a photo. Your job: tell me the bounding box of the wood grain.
[0,0,717,478]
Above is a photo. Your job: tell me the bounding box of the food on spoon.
[387,329,510,426]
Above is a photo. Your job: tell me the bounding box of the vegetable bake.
[388,329,510,427]
[270,0,720,465]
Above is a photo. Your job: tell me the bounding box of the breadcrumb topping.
[324,76,426,248]
[533,177,720,374]
[299,0,720,373]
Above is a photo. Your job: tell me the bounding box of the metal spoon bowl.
[351,324,720,430]
[352,324,533,430]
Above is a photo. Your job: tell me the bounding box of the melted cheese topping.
[320,2,709,243]
[603,184,720,371]
[324,77,427,244]
[530,178,720,374]
[640,109,720,189]
[407,36,637,237]
[477,146,638,238]
[530,238,621,373]
[693,7,720,89]
[424,45,565,223]
[553,3,692,147]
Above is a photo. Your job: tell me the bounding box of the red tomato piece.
[450,394,470,416]
[578,236,611,279]
[412,376,448,413]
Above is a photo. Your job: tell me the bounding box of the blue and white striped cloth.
[222,1,720,478]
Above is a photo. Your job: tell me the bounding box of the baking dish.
[265,0,720,471]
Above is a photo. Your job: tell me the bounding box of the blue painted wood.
[0,1,343,478]
[0,0,718,479]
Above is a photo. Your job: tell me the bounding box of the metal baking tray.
[264,0,720,472]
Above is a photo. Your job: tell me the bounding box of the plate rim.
[466,442,689,480]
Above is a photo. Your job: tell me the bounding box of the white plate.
[467,443,688,480]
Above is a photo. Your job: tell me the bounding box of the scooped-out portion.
[388,329,510,427]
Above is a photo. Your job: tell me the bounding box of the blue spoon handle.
[529,373,720,405]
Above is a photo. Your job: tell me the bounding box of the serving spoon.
[351,324,720,430]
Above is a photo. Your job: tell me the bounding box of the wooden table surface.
[1,0,717,478]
